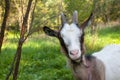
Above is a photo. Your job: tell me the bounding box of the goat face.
[43,11,93,62]
[59,23,82,61]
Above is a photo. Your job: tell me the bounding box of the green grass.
[85,25,120,53]
[0,25,120,80]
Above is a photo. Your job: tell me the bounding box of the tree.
[0,0,10,53]
[6,0,37,80]
[6,1,65,79]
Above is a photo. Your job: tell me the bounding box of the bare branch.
[27,13,61,37]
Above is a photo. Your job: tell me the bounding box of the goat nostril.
[70,50,79,55]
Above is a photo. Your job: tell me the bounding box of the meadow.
[0,25,120,80]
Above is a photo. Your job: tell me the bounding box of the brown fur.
[67,56,105,80]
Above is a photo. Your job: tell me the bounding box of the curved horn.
[61,13,66,26]
[73,10,78,24]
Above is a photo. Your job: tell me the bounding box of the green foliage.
[33,0,65,28]
[1,0,120,32]
[0,25,120,80]
[93,0,120,23]
[85,25,120,53]
[64,0,93,23]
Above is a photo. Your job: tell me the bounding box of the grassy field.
[0,25,120,80]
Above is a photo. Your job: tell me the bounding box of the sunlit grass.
[85,25,120,53]
[0,25,120,80]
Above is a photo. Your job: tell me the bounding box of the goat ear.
[80,13,93,30]
[43,26,58,37]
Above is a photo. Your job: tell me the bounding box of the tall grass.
[0,25,120,80]
[85,25,120,53]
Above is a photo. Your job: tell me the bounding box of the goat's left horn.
[61,13,66,26]
[73,10,78,24]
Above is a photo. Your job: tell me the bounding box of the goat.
[43,11,120,80]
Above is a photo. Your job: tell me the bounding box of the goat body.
[68,55,105,80]
[93,44,120,80]
[68,44,120,80]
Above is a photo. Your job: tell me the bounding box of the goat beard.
[81,55,89,68]
[81,45,89,67]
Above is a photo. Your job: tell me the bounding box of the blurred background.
[0,0,120,80]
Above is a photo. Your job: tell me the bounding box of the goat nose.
[70,50,79,55]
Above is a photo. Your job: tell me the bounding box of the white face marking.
[60,23,82,60]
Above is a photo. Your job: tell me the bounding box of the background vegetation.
[0,0,120,80]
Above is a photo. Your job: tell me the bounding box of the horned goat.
[43,11,120,80]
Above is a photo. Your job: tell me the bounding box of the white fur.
[93,44,120,80]
[60,23,82,60]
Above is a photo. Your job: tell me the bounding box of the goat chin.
[65,44,120,80]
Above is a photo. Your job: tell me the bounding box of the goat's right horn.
[73,10,78,24]
[61,13,66,26]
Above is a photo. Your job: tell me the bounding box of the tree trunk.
[13,0,33,80]
[0,0,10,53]
[13,39,23,80]
[6,0,33,80]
